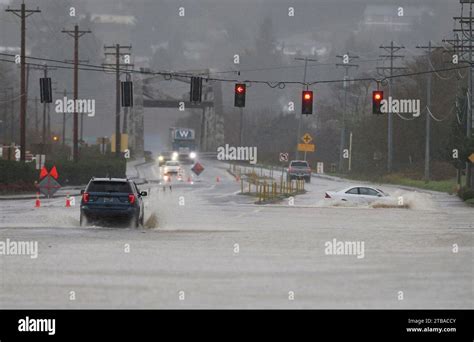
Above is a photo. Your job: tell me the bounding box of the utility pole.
[377,41,406,173]
[5,3,40,161]
[104,44,132,157]
[451,1,474,188]
[34,96,38,137]
[294,56,317,159]
[1,91,7,144]
[5,87,15,144]
[444,1,474,189]
[336,52,359,173]
[416,41,443,183]
[239,107,244,146]
[62,25,91,162]
[55,89,74,148]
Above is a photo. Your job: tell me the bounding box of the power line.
[0,52,470,89]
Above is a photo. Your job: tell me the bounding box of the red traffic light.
[373,91,383,101]
[372,91,384,114]
[302,90,313,115]
[234,83,246,107]
[236,85,245,94]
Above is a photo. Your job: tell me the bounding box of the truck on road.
[169,127,198,164]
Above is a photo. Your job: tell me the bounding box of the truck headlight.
[189,152,196,159]
[158,155,164,162]
[172,152,178,161]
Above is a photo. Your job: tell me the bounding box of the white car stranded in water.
[325,186,391,204]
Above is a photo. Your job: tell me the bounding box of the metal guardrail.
[229,163,306,203]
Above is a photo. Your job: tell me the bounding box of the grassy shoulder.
[327,172,460,194]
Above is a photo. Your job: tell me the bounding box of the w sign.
[178,130,190,138]
[174,129,194,140]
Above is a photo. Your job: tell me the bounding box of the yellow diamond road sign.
[302,133,312,144]
[469,153,474,163]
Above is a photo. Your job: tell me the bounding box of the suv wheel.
[130,214,139,228]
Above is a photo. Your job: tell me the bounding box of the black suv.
[80,178,147,227]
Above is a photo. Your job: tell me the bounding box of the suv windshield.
[166,162,179,166]
[87,181,132,193]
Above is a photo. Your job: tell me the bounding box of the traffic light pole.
[5,4,41,161]
[295,57,317,160]
[336,53,359,173]
[41,67,48,152]
[416,41,443,183]
[239,107,244,146]
[104,44,132,157]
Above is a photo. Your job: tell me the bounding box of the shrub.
[0,157,126,194]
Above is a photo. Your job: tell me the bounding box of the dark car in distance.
[80,178,147,228]
[287,160,312,183]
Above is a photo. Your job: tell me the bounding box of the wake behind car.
[288,160,312,183]
[80,178,147,228]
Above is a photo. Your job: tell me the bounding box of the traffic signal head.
[234,83,246,108]
[121,81,134,107]
[302,90,313,115]
[40,77,52,103]
[190,76,203,103]
[372,91,384,114]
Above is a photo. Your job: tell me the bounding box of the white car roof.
[340,185,379,192]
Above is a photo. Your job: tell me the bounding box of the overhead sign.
[279,153,289,162]
[191,162,204,176]
[297,143,315,152]
[301,133,313,144]
[38,175,61,198]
